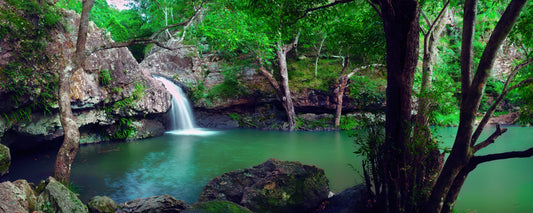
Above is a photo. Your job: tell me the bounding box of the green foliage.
[99,69,112,86]
[295,116,332,130]
[111,118,135,140]
[349,73,386,108]
[289,58,343,92]
[207,66,249,100]
[185,80,207,102]
[339,115,362,131]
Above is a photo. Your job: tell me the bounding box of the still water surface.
[4,127,533,212]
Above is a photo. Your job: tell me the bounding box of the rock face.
[0,144,10,176]
[199,158,330,213]
[0,4,172,148]
[36,177,88,213]
[87,196,119,213]
[119,194,191,213]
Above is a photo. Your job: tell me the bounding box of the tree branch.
[89,38,194,55]
[282,30,301,54]
[150,4,201,40]
[293,0,356,24]
[427,0,450,37]
[472,124,508,153]
[471,58,533,145]
[472,147,533,165]
[365,0,382,17]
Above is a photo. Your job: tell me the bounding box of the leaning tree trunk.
[277,48,297,130]
[54,0,93,185]
[274,33,300,131]
[334,62,350,128]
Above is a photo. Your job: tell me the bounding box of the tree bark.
[376,0,420,212]
[276,33,300,131]
[334,62,350,128]
[54,0,94,185]
[277,48,297,130]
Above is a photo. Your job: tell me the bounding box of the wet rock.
[119,194,191,213]
[0,144,10,176]
[195,111,239,129]
[316,184,371,213]
[88,196,118,213]
[199,158,330,213]
[184,200,252,213]
[0,181,31,212]
[36,177,88,213]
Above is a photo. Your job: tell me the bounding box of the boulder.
[0,181,31,212]
[87,196,118,213]
[184,200,252,213]
[36,177,88,213]
[13,179,37,212]
[0,144,10,176]
[119,194,191,213]
[316,184,371,213]
[199,158,330,213]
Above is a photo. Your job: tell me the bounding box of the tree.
[426,0,531,211]
[53,0,198,184]
[352,0,533,212]
[197,0,339,130]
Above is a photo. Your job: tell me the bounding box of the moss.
[0,0,61,120]
[0,144,10,175]
[185,200,252,213]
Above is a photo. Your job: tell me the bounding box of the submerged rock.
[316,184,371,213]
[36,177,88,213]
[184,200,252,213]
[88,196,118,213]
[119,194,191,213]
[199,158,330,213]
[0,144,10,176]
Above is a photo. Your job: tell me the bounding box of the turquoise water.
[437,126,533,213]
[4,127,533,212]
[70,129,362,204]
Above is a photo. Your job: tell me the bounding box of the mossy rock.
[184,200,252,213]
[0,144,11,176]
[199,158,330,213]
[36,177,88,213]
[87,196,118,213]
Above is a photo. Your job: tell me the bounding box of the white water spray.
[154,76,218,136]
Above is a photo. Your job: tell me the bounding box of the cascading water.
[155,76,196,130]
[154,76,218,136]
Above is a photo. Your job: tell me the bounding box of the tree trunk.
[414,6,449,141]
[53,0,94,185]
[277,48,297,130]
[334,62,350,128]
[315,32,326,77]
[377,1,420,212]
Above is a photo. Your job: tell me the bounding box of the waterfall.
[154,76,196,130]
[154,76,218,136]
